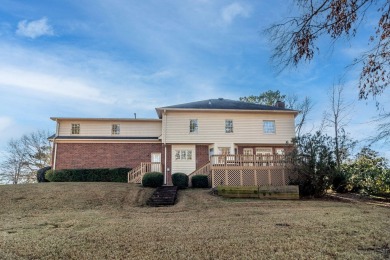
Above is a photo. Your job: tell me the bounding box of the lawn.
[0,183,389,259]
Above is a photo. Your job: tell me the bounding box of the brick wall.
[196,145,209,168]
[55,143,162,170]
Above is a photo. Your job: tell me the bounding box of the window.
[174,150,192,160]
[275,148,285,155]
[263,120,275,134]
[71,124,80,135]
[189,119,198,133]
[112,124,120,135]
[225,119,233,133]
[256,147,273,155]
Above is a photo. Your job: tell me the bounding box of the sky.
[0,0,389,158]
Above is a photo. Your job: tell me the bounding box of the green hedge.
[191,175,209,188]
[142,172,164,187]
[172,172,188,189]
[45,168,131,182]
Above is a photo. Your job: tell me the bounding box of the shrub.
[142,172,164,187]
[45,170,55,182]
[191,175,209,188]
[37,166,51,182]
[332,172,349,193]
[172,172,189,189]
[288,132,337,197]
[45,168,131,182]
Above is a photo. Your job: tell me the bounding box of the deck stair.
[147,186,178,207]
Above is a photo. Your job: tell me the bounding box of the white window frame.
[71,123,80,135]
[189,119,198,133]
[111,124,120,135]
[225,119,233,133]
[263,120,276,134]
[174,150,193,160]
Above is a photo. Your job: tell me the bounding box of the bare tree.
[323,84,355,169]
[0,130,52,184]
[370,112,390,144]
[295,96,313,138]
[266,0,389,100]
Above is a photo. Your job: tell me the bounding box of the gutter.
[164,109,167,185]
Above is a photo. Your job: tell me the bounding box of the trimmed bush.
[45,168,131,182]
[191,175,209,188]
[37,166,51,182]
[142,172,164,188]
[172,172,188,189]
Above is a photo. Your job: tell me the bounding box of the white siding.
[163,111,295,144]
[171,145,196,175]
[58,120,162,137]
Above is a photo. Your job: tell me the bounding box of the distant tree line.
[0,130,52,184]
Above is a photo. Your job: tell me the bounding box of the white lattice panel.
[256,169,269,186]
[270,168,285,186]
[242,169,255,186]
[212,169,226,186]
[227,169,241,186]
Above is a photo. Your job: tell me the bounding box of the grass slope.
[0,183,389,259]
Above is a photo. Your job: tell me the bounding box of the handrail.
[188,162,211,187]
[128,162,162,183]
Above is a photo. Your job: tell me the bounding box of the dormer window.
[71,124,80,135]
[112,124,120,135]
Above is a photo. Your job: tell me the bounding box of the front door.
[151,153,161,172]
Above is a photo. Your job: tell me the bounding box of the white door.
[151,153,161,172]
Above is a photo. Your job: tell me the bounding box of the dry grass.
[0,183,389,259]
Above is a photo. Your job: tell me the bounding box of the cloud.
[0,66,111,104]
[0,116,12,133]
[221,3,251,24]
[16,17,53,39]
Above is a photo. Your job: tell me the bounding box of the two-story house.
[50,98,298,186]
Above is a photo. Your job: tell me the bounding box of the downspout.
[164,110,167,185]
[52,120,59,170]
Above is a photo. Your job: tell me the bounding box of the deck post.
[268,168,271,185]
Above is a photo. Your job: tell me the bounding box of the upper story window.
[71,124,80,135]
[174,150,193,160]
[263,120,275,134]
[112,124,120,135]
[225,119,233,133]
[189,119,198,133]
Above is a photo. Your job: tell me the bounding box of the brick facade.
[196,145,209,168]
[55,143,162,170]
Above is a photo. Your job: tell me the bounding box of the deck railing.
[209,154,291,187]
[210,154,287,167]
[128,162,162,183]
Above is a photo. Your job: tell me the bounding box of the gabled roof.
[156,98,298,118]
